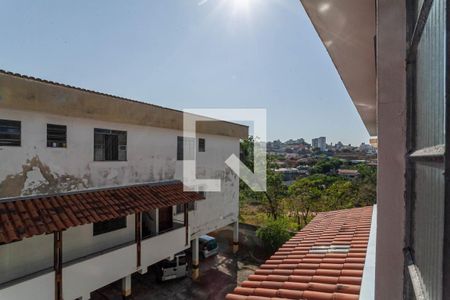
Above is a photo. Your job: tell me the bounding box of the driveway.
[91,226,268,300]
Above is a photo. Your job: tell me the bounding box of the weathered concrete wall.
[0,107,241,283]
[0,71,247,139]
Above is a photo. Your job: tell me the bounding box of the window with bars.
[177,136,195,160]
[47,124,67,148]
[405,0,448,298]
[0,119,21,146]
[93,217,127,236]
[94,128,127,161]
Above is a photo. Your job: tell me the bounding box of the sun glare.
[231,0,252,15]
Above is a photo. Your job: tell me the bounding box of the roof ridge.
[0,179,183,203]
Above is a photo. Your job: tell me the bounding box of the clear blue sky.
[0,0,369,145]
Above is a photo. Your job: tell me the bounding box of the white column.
[192,238,199,280]
[233,221,239,254]
[121,275,132,299]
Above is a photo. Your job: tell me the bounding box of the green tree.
[256,218,293,253]
[287,177,323,228]
[240,137,287,219]
[353,164,377,206]
[323,180,356,210]
[310,158,342,175]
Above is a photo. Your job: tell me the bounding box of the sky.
[0,0,370,145]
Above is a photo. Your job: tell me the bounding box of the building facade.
[300,0,449,299]
[0,71,247,300]
[311,136,326,151]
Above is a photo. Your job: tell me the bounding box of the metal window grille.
[405,0,449,298]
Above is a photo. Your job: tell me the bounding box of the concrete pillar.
[233,221,239,254]
[192,238,199,280]
[121,275,132,299]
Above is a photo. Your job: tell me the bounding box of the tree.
[323,180,356,210]
[256,218,293,253]
[239,137,287,219]
[310,158,342,175]
[353,164,377,206]
[287,177,323,228]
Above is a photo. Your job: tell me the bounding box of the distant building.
[337,169,360,179]
[312,136,326,151]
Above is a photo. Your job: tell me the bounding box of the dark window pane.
[47,124,67,148]
[0,119,21,146]
[177,136,183,160]
[199,138,205,152]
[93,217,127,236]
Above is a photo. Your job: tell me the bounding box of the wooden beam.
[135,212,142,268]
[184,203,189,246]
[54,231,63,300]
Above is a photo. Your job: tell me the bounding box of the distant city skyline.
[268,137,367,146]
[0,0,370,145]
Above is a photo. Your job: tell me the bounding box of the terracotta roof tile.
[226,206,373,300]
[0,180,203,244]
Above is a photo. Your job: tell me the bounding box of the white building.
[0,70,247,300]
[311,136,326,151]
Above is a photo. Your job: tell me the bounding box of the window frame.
[404,0,450,298]
[94,128,127,161]
[47,124,67,148]
[0,119,21,147]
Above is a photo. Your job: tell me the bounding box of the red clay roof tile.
[0,180,203,244]
[227,206,373,300]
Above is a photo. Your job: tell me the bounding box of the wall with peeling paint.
[0,107,241,284]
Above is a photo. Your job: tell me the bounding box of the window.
[198,138,205,152]
[93,217,126,235]
[177,136,183,160]
[94,128,127,161]
[0,119,21,146]
[47,124,67,148]
[404,1,448,298]
[176,202,196,214]
[177,136,195,160]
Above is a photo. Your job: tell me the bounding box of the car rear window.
[207,240,217,251]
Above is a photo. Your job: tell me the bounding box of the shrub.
[256,218,293,253]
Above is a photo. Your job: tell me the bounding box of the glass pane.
[413,162,444,300]
[415,0,446,149]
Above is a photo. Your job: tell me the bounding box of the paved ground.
[91,227,269,300]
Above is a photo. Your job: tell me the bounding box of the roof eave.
[299,0,377,136]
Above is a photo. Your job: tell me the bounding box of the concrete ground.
[91,226,269,300]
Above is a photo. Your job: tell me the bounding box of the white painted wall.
[0,233,53,283]
[63,215,135,263]
[63,243,137,300]
[0,108,240,288]
[0,271,54,300]
[0,226,191,300]
[141,225,189,269]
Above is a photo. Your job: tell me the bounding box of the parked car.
[154,252,188,281]
[199,235,219,259]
